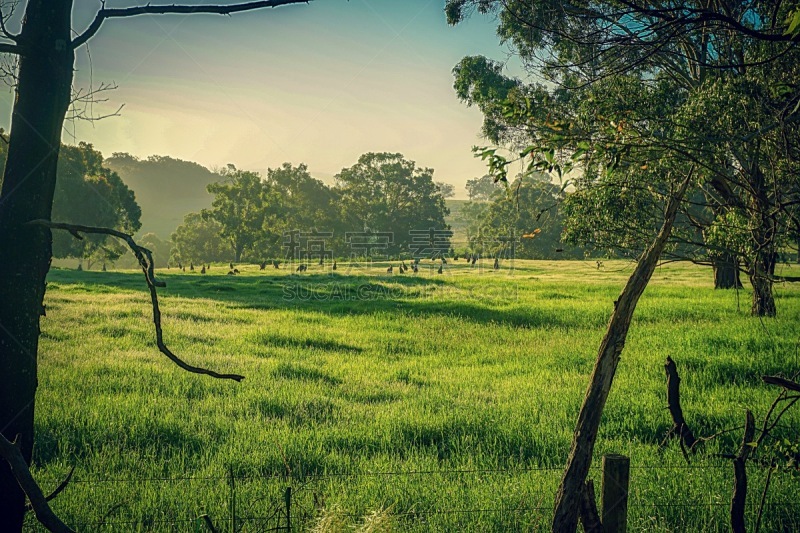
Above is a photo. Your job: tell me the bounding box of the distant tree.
[335,153,450,256]
[466,174,501,201]
[477,174,581,259]
[435,181,456,199]
[203,166,270,262]
[0,141,141,267]
[170,212,230,265]
[263,162,343,257]
[51,143,141,266]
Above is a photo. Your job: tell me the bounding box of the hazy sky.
[1,1,521,198]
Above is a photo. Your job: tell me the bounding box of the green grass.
[26,259,800,531]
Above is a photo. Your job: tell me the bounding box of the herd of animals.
[166,253,508,276]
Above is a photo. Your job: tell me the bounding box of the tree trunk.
[712,254,742,289]
[551,174,691,533]
[0,2,74,529]
[749,249,776,317]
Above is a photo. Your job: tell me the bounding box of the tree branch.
[762,375,800,393]
[25,466,75,512]
[72,0,313,49]
[28,220,245,382]
[0,434,76,533]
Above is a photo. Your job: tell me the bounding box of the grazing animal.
[437,264,443,274]
[230,262,234,270]
[201,265,206,274]
[441,258,447,265]
[182,266,186,272]
[296,264,307,272]
[178,262,183,270]
[319,257,324,266]
[260,261,267,270]
[387,265,393,274]
[332,260,337,271]
[227,270,235,276]
[454,254,459,261]
[471,256,477,266]
[273,260,280,269]
[402,261,408,270]
[493,257,499,270]
[190,263,194,271]
[233,268,240,274]
[596,260,604,270]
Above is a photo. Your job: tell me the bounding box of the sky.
[1,0,522,198]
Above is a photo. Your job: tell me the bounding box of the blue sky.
[1,1,522,198]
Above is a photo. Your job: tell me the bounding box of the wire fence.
[21,459,800,532]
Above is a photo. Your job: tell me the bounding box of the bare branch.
[762,375,800,393]
[73,0,313,49]
[0,434,76,533]
[24,466,75,512]
[28,219,245,382]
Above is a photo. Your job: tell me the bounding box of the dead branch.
[67,82,125,123]
[73,0,313,49]
[731,410,755,533]
[578,479,603,533]
[663,356,698,453]
[24,466,75,512]
[28,219,244,382]
[0,433,76,533]
[762,375,800,393]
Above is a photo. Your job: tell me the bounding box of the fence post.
[285,486,292,532]
[601,454,629,533]
[229,467,236,533]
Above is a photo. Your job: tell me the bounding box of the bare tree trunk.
[551,174,691,532]
[0,1,74,528]
[748,248,776,317]
[712,254,742,289]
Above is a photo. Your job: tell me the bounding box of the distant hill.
[104,153,220,238]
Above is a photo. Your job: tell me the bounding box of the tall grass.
[26,259,800,531]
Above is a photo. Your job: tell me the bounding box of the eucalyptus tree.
[447,2,799,530]
[0,1,312,528]
[335,152,450,255]
[447,0,800,315]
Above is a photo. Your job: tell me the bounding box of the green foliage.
[475,173,582,259]
[204,166,274,262]
[0,142,141,265]
[448,0,800,290]
[465,175,500,201]
[170,212,233,265]
[435,181,456,199]
[335,153,450,255]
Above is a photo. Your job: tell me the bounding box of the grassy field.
[27,259,800,531]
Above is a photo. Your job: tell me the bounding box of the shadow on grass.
[47,269,600,330]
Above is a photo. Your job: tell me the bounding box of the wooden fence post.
[284,486,292,532]
[601,454,630,533]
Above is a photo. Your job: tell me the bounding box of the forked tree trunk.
[712,254,742,289]
[0,1,74,528]
[551,174,691,532]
